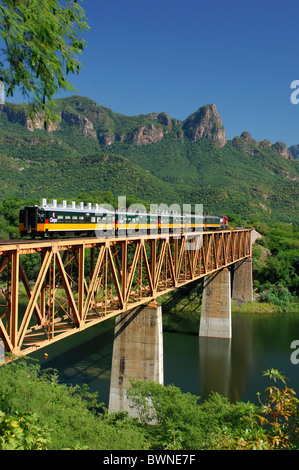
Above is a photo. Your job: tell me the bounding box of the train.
[19,198,228,239]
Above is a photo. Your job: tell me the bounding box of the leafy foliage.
[126,379,257,450]
[237,369,299,450]
[253,222,299,301]
[0,358,298,450]
[259,369,299,449]
[126,372,299,450]
[0,1,88,122]
[0,410,51,450]
[0,357,146,450]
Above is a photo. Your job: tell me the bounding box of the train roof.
[38,198,116,215]
[20,199,224,219]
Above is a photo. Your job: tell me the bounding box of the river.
[31,311,299,407]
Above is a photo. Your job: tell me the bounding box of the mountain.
[0,95,298,224]
[289,144,299,160]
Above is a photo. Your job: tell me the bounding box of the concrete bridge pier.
[108,301,163,416]
[231,258,253,304]
[199,268,232,339]
[199,258,254,339]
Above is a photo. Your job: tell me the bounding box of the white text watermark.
[41,196,206,250]
[0,81,4,105]
[0,339,4,364]
[290,340,299,364]
[290,80,299,104]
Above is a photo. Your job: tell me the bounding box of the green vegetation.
[0,95,297,223]
[252,221,298,303]
[0,192,150,238]
[0,358,146,450]
[0,1,88,122]
[0,93,298,450]
[0,359,298,450]
[0,196,297,320]
[158,217,298,333]
[100,133,299,224]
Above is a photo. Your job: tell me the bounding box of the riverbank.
[158,287,299,335]
[2,310,299,450]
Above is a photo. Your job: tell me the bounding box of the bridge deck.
[0,229,251,357]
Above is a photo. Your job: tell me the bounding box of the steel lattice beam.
[0,229,251,357]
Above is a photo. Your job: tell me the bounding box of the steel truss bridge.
[0,229,251,357]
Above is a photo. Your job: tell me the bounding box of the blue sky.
[10,0,299,146]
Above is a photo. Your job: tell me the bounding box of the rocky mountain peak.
[182,104,227,148]
[232,132,295,160]
[273,141,294,160]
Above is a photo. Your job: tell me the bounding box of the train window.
[79,216,84,221]
[65,215,71,220]
[91,217,96,223]
[72,216,78,222]
[58,215,64,221]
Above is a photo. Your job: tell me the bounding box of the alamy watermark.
[286,87,298,365]
[42,197,205,250]
[290,340,299,365]
[94,196,204,251]
[0,81,4,105]
[0,339,4,364]
[290,80,299,104]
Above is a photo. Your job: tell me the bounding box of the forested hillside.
[0,95,298,223]
[0,97,298,452]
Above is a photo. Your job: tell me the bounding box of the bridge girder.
[0,229,251,357]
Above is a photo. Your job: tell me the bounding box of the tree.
[0,410,51,450]
[237,369,299,450]
[126,379,257,450]
[0,0,89,124]
[257,369,299,449]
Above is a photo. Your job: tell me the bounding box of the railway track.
[0,238,74,245]
[0,228,247,251]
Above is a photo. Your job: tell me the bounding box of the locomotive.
[19,198,228,239]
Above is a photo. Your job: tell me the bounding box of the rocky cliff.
[0,95,297,225]
[130,124,164,145]
[0,96,295,160]
[61,110,97,138]
[182,104,227,148]
[273,141,294,160]
[232,131,294,160]
[1,104,60,132]
[0,97,228,148]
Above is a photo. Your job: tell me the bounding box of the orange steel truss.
[0,229,251,356]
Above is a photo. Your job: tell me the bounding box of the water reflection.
[198,315,253,401]
[199,337,232,399]
[29,312,299,408]
[165,313,299,404]
[32,320,115,405]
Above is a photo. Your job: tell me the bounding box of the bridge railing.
[0,229,251,356]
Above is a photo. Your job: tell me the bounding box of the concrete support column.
[108,302,163,416]
[231,258,253,303]
[199,268,232,339]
